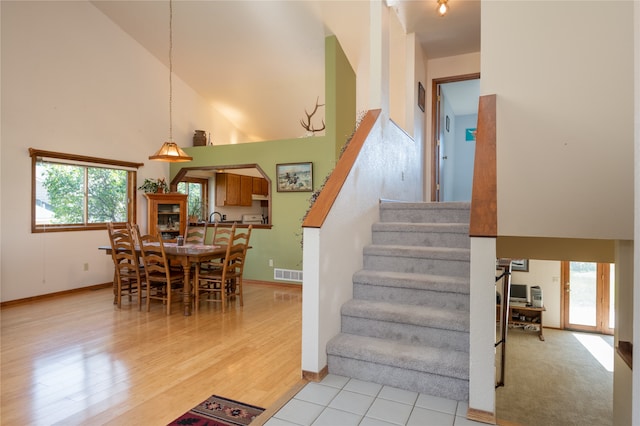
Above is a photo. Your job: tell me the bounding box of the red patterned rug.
[168,394,265,426]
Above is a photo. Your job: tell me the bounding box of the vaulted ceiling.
[91,0,480,143]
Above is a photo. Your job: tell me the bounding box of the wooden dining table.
[99,242,229,316]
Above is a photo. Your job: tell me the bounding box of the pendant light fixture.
[436,0,449,17]
[149,0,193,162]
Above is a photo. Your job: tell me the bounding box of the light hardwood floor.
[1,282,303,425]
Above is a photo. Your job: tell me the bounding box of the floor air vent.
[274,268,303,282]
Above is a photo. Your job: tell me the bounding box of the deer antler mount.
[300,97,325,134]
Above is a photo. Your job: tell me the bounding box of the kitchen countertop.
[204,221,271,229]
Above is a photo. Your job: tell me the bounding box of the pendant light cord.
[168,0,173,142]
[148,0,192,162]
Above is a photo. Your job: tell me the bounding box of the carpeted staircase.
[326,201,471,401]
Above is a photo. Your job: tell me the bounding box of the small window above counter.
[170,163,271,228]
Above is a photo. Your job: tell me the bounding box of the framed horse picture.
[276,162,313,192]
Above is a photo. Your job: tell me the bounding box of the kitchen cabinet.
[144,193,187,241]
[216,173,252,206]
[240,175,253,206]
[252,177,269,196]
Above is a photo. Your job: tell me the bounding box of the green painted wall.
[326,36,357,160]
[170,36,355,283]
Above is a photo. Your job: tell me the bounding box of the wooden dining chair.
[134,226,183,315]
[198,223,233,273]
[106,222,143,310]
[193,223,234,311]
[207,222,218,245]
[225,224,252,308]
[194,225,252,312]
[184,223,207,245]
[212,224,234,245]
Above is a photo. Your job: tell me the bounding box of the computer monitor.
[510,283,528,303]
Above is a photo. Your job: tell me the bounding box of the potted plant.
[188,194,202,223]
[156,178,169,193]
[138,178,169,194]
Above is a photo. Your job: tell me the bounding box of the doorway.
[431,73,480,201]
[561,261,614,334]
[495,259,614,424]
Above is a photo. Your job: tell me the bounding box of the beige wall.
[481,1,638,421]
[0,0,358,301]
[388,10,426,191]
[497,237,616,263]
[482,1,634,241]
[0,1,228,301]
[389,9,407,131]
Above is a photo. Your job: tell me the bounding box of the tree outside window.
[37,163,128,224]
[30,149,141,232]
[177,180,207,222]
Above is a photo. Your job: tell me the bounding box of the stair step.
[353,270,469,309]
[341,300,469,351]
[379,202,470,224]
[363,245,470,277]
[343,299,469,331]
[353,270,469,294]
[327,333,469,401]
[372,222,470,248]
[364,245,470,261]
[327,333,469,380]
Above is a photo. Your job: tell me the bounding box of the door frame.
[430,72,480,201]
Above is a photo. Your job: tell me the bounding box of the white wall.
[0,1,220,301]
[482,1,634,241]
[302,117,422,373]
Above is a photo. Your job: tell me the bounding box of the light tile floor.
[264,374,486,426]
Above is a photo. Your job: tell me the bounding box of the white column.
[468,237,496,416]
[301,227,321,372]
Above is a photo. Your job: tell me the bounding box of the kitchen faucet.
[209,211,223,223]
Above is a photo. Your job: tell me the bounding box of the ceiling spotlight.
[436,0,449,17]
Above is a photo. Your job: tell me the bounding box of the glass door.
[562,261,614,334]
